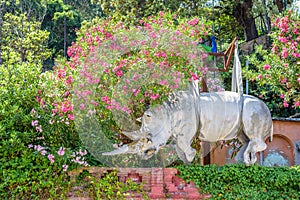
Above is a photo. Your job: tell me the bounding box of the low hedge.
[176,164,300,199]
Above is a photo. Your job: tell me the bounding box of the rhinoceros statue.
[103,80,273,166]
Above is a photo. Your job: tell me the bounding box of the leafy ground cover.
[176,164,300,199]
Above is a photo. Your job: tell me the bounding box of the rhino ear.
[123,130,141,140]
[167,92,177,104]
[136,117,142,123]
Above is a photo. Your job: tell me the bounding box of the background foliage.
[0,0,299,198]
[245,10,300,117]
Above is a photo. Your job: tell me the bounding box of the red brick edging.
[67,167,211,199]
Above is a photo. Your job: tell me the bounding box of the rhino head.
[102,81,199,161]
[102,105,173,159]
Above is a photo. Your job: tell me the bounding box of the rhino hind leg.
[243,137,267,165]
[235,132,250,163]
[235,141,248,163]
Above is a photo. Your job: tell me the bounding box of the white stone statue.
[103,40,273,166]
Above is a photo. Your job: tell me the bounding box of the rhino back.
[198,91,243,142]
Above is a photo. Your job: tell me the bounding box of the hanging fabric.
[231,40,243,95]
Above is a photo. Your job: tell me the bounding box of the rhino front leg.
[176,130,196,164]
[175,145,189,164]
[176,139,196,164]
[235,132,250,163]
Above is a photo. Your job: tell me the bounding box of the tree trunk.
[262,0,271,33]
[275,0,284,12]
[232,0,258,41]
[0,2,6,65]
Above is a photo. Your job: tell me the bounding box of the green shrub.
[71,170,148,199]
[0,13,73,199]
[0,138,70,199]
[176,164,300,199]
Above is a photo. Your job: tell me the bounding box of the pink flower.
[78,149,87,156]
[36,125,43,133]
[190,72,199,80]
[158,79,168,86]
[41,150,47,155]
[280,94,285,98]
[80,103,85,110]
[34,145,43,151]
[263,64,271,70]
[278,37,288,43]
[257,74,263,79]
[283,100,289,108]
[292,28,299,35]
[65,76,74,85]
[294,101,300,107]
[133,88,140,96]
[28,144,33,148]
[115,70,123,77]
[57,69,66,79]
[281,48,288,59]
[297,77,300,83]
[48,154,55,163]
[31,120,38,127]
[188,18,199,26]
[62,164,68,172]
[175,30,181,36]
[57,147,65,156]
[101,96,109,102]
[61,102,71,113]
[68,114,74,120]
[36,96,41,103]
[104,68,109,74]
[30,108,36,115]
[150,94,159,100]
[189,30,195,37]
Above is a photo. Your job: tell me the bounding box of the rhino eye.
[146,114,151,118]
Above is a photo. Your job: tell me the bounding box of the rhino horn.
[122,130,142,140]
[102,145,129,156]
[102,137,153,156]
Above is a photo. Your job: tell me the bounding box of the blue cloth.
[211,36,217,53]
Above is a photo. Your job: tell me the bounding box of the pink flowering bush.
[32,11,213,165]
[245,10,300,117]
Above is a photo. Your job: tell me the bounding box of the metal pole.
[246,60,249,95]
[260,151,264,165]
